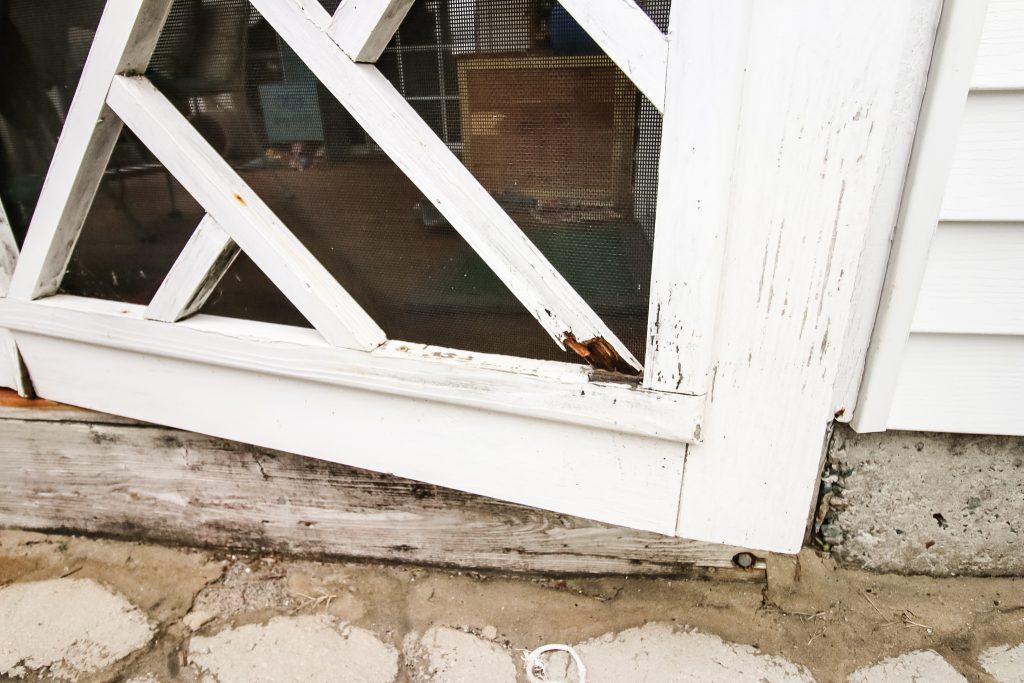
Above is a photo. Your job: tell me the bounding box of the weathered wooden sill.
[0,390,762,579]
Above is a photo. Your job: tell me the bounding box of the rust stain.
[563,332,639,375]
[0,388,62,409]
[232,192,247,206]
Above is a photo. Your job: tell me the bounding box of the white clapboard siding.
[888,334,1024,436]
[940,93,1024,221]
[858,0,1024,437]
[972,0,1024,90]
[911,222,1024,336]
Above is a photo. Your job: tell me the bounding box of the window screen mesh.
[0,0,671,364]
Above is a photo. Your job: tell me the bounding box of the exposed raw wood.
[853,0,990,433]
[972,0,1024,90]
[911,222,1024,336]
[0,394,760,577]
[107,76,386,351]
[642,0,750,395]
[328,0,415,63]
[940,92,1024,222]
[146,215,239,323]
[249,0,642,372]
[676,1,943,552]
[0,295,703,444]
[888,333,1024,436]
[8,0,174,301]
[556,0,668,112]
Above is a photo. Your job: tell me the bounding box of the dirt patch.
[0,531,1020,682]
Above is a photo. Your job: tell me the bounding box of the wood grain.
[0,392,760,578]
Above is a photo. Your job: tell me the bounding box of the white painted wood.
[852,0,989,434]
[829,2,943,421]
[0,296,702,443]
[940,93,1024,222]
[5,312,689,536]
[107,76,386,351]
[911,222,1024,336]
[642,0,750,395]
[146,215,239,323]
[0,402,756,576]
[556,0,669,112]
[249,0,641,373]
[972,0,1024,90]
[328,0,414,63]
[8,0,173,300]
[888,333,1024,436]
[675,1,943,552]
[0,200,30,396]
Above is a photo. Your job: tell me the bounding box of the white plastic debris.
[525,644,587,683]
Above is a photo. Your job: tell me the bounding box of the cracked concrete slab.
[847,650,967,682]
[0,578,152,680]
[1,532,1022,682]
[403,626,517,682]
[187,614,399,683]
[980,643,1024,683]
[542,623,815,683]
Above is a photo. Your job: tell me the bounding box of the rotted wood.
[0,391,762,579]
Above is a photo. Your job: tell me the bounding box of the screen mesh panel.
[0,0,105,245]
[1,0,671,364]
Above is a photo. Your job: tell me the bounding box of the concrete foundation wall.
[822,425,1024,576]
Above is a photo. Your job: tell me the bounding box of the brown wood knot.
[563,332,639,375]
[232,192,246,206]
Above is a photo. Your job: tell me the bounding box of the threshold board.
[0,390,762,579]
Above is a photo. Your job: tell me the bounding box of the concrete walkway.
[0,531,1020,682]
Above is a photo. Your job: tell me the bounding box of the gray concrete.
[981,644,1024,683]
[823,426,1024,575]
[0,578,152,680]
[188,615,399,683]
[403,627,517,683]
[847,650,968,682]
